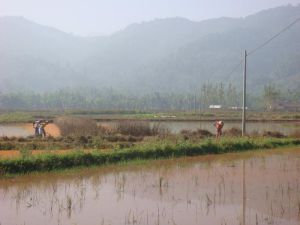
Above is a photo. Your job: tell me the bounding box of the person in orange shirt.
[214,120,224,139]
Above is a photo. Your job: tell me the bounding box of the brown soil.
[0,150,20,159]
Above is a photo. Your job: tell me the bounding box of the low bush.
[262,131,286,138]
[180,129,213,140]
[290,130,300,138]
[250,130,260,137]
[105,134,143,142]
[98,124,116,135]
[223,127,242,137]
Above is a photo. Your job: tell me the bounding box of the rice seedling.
[66,195,72,218]
[19,147,32,159]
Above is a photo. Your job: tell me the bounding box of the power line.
[225,58,244,79]
[248,16,300,56]
[208,16,300,87]
[224,16,300,80]
[206,57,243,83]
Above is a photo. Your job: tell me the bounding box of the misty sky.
[1,0,300,36]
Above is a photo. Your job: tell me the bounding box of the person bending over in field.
[214,120,224,139]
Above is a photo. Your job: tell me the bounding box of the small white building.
[229,106,248,110]
[209,105,222,109]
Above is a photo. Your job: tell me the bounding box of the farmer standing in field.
[33,120,49,137]
[33,120,41,136]
[214,120,224,139]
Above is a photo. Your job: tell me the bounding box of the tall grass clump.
[223,127,242,137]
[55,117,98,136]
[290,130,300,138]
[116,120,168,136]
[180,129,213,140]
[262,131,286,138]
[19,147,32,159]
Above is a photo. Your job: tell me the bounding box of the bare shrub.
[104,134,143,142]
[54,117,98,136]
[180,129,191,135]
[98,124,116,135]
[152,123,170,135]
[180,129,213,140]
[0,136,15,141]
[196,129,213,137]
[116,120,168,136]
[223,127,242,137]
[127,135,143,142]
[250,130,260,137]
[290,130,300,138]
[262,131,286,138]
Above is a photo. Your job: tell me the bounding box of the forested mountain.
[0,4,299,93]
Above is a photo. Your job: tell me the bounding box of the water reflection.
[0,148,300,225]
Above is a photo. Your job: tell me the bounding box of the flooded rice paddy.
[0,147,300,225]
[0,121,299,137]
[100,120,300,135]
[0,124,32,137]
[0,123,60,137]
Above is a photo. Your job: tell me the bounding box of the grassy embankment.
[1,110,300,123]
[0,137,299,175]
[0,111,59,123]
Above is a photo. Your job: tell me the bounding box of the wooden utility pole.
[194,93,197,114]
[242,50,247,136]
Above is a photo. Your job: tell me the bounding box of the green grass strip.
[0,138,299,174]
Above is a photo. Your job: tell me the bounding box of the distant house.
[209,105,222,109]
[229,106,248,110]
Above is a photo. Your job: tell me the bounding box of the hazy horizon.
[1,0,300,36]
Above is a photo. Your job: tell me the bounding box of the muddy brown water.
[0,123,60,137]
[100,120,300,135]
[0,124,31,137]
[0,147,300,225]
[0,121,299,137]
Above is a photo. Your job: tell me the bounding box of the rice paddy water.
[0,147,299,225]
[0,121,299,137]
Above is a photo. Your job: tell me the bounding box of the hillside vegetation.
[0,5,299,93]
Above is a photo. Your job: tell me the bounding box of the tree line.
[0,83,298,111]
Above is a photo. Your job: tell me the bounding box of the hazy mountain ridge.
[0,5,299,93]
